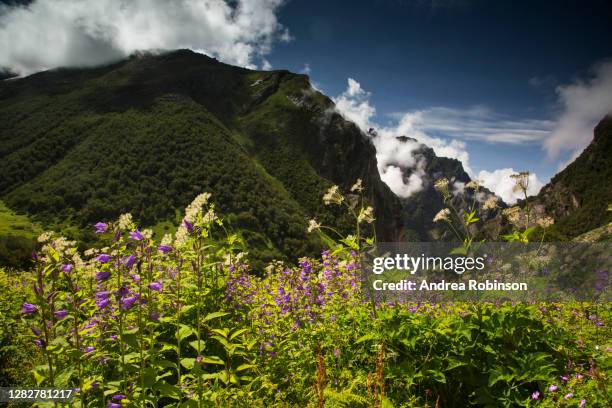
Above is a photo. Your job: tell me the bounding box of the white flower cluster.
[357,206,375,224]
[185,193,212,223]
[323,185,344,205]
[433,208,451,222]
[118,213,133,230]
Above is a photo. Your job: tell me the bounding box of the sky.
[1,0,612,203]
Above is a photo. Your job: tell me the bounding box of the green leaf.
[180,358,195,369]
[154,381,182,400]
[189,340,205,353]
[203,311,229,322]
[200,356,225,365]
[229,328,248,340]
[33,370,46,386]
[235,363,255,372]
[177,324,195,342]
[122,333,140,349]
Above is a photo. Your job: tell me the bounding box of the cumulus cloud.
[332,78,376,131]
[476,168,543,205]
[332,78,473,198]
[0,0,289,75]
[544,61,612,163]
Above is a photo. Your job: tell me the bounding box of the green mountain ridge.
[529,115,612,239]
[0,50,402,266]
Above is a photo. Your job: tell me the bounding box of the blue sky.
[1,0,611,201]
[263,0,612,190]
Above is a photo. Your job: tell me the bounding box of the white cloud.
[332,78,376,131]
[300,63,311,75]
[388,106,554,145]
[332,78,472,198]
[544,60,612,162]
[380,165,424,198]
[477,168,544,205]
[0,0,289,75]
[332,78,550,202]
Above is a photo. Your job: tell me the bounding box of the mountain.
[529,115,612,239]
[0,50,402,266]
[376,133,503,241]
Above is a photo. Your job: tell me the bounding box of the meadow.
[0,180,609,407]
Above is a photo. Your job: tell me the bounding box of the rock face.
[0,49,402,264]
[381,135,502,241]
[529,116,612,238]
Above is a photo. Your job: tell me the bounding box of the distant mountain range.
[0,50,610,266]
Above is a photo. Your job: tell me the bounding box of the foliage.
[0,184,609,407]
[0,50,399,269]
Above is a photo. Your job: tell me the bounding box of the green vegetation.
[0,50,399,268]
[2,186,609,407]
[0,200,41,268]
[534,116,612,239]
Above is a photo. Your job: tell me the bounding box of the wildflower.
[307,219,321,233]
[433,208,451,223]
[112,394,126,401]
[129,230,144,241]
[434,178,449,190]
[94,222,108,234]
[61,264,73,273]
[482,196,498,210]
[54,310,68,319]
[184,192,212,222]
[121,295,139,310]
[37,231,52,243]
[350,178,363,192]
[510,171,530,193]
[160,233,173,246]
[148,282,163,292]
[323,185,344,205]
[116,286,130,297]
[182,219,194,232]
[96,296,110,310]
[502,206,522,226]
[157,245,172,254]
[175,225,189,245]
[21,303,37,314]
[95,254,111,263]
[548,384,558,392]
[358,206,375,224]
[465,180,480,189]
[531,391,540,400]
[118,213,133,230]
[536,216,555,228]
[95,271,111,281]
[122,254,136,270]
[564,393,573,399]
[83,346,95,353]
[202,208,217,224]
[107,402,121,408]
[579,399,586,407]
[575,373,584,380]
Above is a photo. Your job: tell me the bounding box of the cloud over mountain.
[544,60,612,167]
[0,0,289,75]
